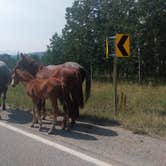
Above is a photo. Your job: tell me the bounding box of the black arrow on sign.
[117,35,128,56]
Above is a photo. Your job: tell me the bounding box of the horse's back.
[26,78,62,100]
[0,61,11,73]
[46,62,82,70]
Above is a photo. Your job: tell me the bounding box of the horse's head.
[15,53,42,76]
[15,53,29,70]
[11,69,21,87]
[11,68,34,87]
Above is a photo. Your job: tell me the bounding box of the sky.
[0,0,74,54]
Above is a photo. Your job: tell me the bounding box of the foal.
[11,69,70,134]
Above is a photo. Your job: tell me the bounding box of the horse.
[14,53,91,125]
[16,53,91,100]
[36,66,84,120]
[11,69,71,133]
[0,61,11,118]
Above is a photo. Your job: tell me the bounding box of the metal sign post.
[113,56,118,115]
[105,34,130,116]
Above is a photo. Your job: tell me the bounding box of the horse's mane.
[23,55,41,67]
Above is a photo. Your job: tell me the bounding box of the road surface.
[0,109,165,166]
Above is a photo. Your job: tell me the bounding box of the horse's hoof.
[42,117,46,120]
[48,129,55,134]
[35,120,38,124]
[30,124,35,128]
[61,124,65,130]
[39,127,42,132]
[41,115,46,120]
[71,121,76,128]
[65,127,70,131]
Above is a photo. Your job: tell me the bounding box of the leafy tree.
[43,0,166,82]
[43,33,65,65]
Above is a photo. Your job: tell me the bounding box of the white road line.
[0,121,113,166]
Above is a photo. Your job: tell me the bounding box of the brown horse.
[14,54,91,124]
[11,69,71,134]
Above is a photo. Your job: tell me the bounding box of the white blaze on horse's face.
[11,73,18,87]
[11,74,15,87]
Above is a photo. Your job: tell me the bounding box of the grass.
[6,82,166,138]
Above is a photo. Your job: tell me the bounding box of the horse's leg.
[71,102,79,127]
[30,105,37,128]
[62,113,70,131]
[64,92,72,130]
[70,81,83,127]
[41,100,47,120]
[37,103,42,131]
[58,96,66,129]
[2,87,7,110]
[48,98,58,134]
[61,103,67,130]
[62,114,71,130]
[70,91,79,127]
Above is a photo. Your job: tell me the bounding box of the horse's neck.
[20,73,34,85]
[30,63,42,77]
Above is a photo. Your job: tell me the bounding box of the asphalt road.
[0,109,165,166]
[0,125,97,166]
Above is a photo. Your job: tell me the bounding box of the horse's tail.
[75,71,84,109]
[64,62,91,102]
[79,67,91,102]
[78,81,84,109]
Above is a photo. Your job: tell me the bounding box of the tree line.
[42,0,165,83]
[2,0,165,83]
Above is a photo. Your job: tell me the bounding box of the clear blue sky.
[0,0,74,54]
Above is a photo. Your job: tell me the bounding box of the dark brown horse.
[14,54,91,124]
[0,61,11,118]
[11,69,71,133]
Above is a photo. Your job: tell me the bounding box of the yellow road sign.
[115,34,130,57]
[105,36,109,59]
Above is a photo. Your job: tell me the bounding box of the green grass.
[6,82,166,138]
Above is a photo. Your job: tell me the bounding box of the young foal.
[11,69,70,134]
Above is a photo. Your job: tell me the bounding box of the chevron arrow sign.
[115,34,130,57]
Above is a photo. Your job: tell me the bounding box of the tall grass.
[6,82,166,138]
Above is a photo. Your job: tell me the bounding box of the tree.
[44,0,166,82]
[44,33,65,65]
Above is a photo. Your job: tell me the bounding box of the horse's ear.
[20,53,26,60]
[20,53,24,58]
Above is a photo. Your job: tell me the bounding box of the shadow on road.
[73,122,118,137]
[5,109,32,124]
[2,109,118,140]
[39,120,118,140]
[80,114,121,127]
[40,126,99,141]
